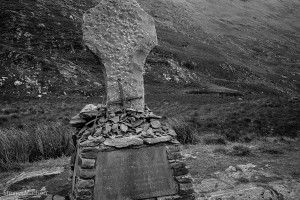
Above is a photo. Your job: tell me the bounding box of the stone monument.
[70,0,195,199]
[82,0,157,112]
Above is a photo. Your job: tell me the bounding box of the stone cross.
[83,0,158,112]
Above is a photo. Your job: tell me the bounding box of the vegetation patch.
[182,97,300,142]
[258,144,285,155]
[167,118,198,144]
[214,145,252,157]
[229,145,251,156]
[213,147,228,155]
[0,123,74,172]
[202,133,227,145]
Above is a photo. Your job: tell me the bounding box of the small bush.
[168,118,198,144]
[229,145,251,156]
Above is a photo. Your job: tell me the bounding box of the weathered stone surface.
[81,151,98,159]
[77,178,95,189]
[81,146,100,153]
[94,146,177,200]
[75,188,93,196]
[110,116,120,123]
[194,178,231,193]
[175,175,193,183]
[135,127,143,133]
[120,124,128,132]
[170,139,181,144]
[53,195,65,200]
[83,0,158,111]
[111,123,119,130]
[78,169,96,179]
[142,122,150,131]
[174,167,189,176]
[103,136,143,148]
[45,195,54,200]
[6,167,64,188]
[178,183,194,195]
[143,135,172,144]
[170,162,186,169]
[132,119,144,128]
[148,113,162,119]
[93,127,103,137]
[150,120,161,128]
[168,129,177,136]
[236,163,256,172]
[81,158,95,169]
[70,114,86,127]
[167,152,182,160]
[166,145,181,153]
[79,139,100,147]
[76,195,92,200]
[80,104,98,113]
[93,136,105,143]
[79,104,99,119]
[157,195,181,200]
[146,128,154,136]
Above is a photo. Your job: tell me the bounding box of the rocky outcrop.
[193,164,300,200]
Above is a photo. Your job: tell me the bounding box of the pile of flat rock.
[70,104,178,148]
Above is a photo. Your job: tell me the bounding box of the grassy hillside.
[138,0,300,94]
[0,0,299,171]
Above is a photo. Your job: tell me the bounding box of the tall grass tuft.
[167,118,198,144]
[0,123,74,171]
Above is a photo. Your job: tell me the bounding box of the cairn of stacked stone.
[70,104,178,146]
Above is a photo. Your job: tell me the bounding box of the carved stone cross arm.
[83,0,158,112]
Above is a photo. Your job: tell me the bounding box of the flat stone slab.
[103,136,143,148]
[5,167,64,190]
[94,146,177,200]
[143,136,172,144]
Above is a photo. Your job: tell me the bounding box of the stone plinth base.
[70,105,195,200]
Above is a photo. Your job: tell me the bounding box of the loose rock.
[150,120,161,128]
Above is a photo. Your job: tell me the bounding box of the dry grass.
[0,123,74,171]
[202,133,227,145]
[213,144,252,157]
[166,118,198,144]
[258,143,285,155]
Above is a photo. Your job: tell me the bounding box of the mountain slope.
[139,0,300,94]
[0,0,299,100]
[0,0,102,98]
